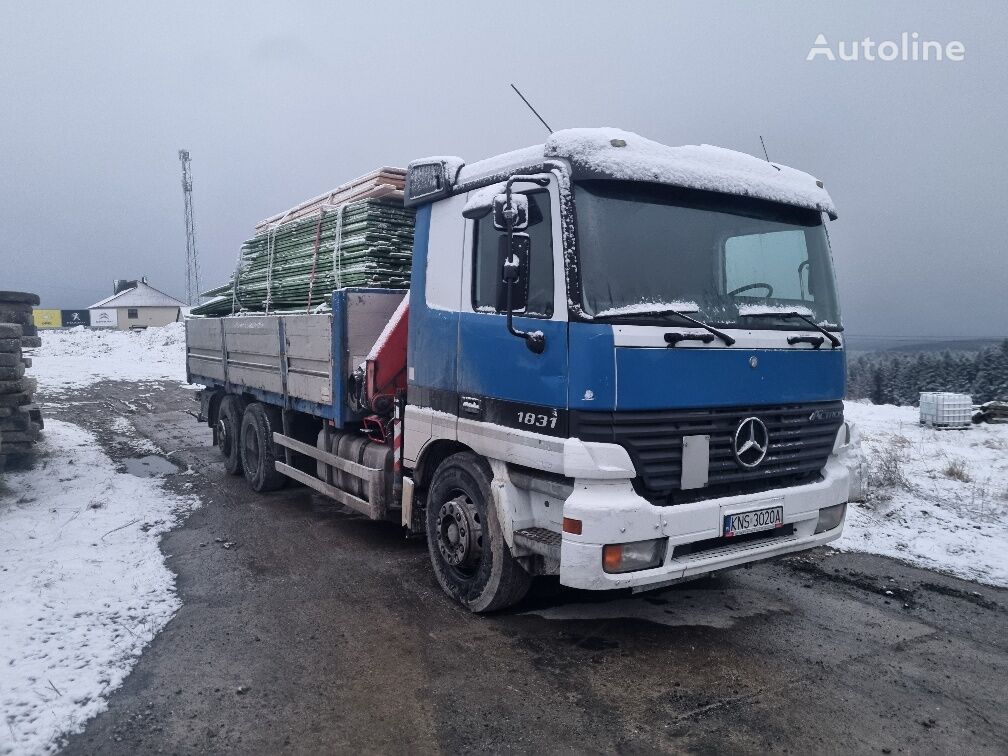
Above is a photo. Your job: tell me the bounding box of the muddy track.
[42,380,1008,755]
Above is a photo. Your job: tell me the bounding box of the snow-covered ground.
[3,324,1006,751]
[0,420,197,755]
[839,401,1008,587]
[2,323,196,754]
[28,323,187,391]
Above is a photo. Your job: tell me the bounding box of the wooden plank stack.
[973,401,1008,424]
[193,168,415,317]
[253,167,406,234]
[0,291,43,472]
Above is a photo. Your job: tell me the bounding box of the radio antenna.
[511,83,553,134]
[759,135,781,171]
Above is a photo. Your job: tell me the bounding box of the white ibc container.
[919,392,973,429]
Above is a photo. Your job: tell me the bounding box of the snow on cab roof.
[456,127,837,218]
[455,145,544,184]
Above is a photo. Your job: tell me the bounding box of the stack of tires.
[0,291,43,472]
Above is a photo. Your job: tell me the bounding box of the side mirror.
[493,193,529,231]
[497,233,530,312]
[462,193,492,220]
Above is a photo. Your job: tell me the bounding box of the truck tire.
[425,452,530,612]
[240,403,286,492]
[217,395,246,476]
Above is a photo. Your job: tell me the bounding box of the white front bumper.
[559,456,851,591]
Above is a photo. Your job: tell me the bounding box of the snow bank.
[0,419,197,754]
[838,401,1008,587]
[27,323,187,392]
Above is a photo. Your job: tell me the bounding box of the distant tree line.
[846,340,1008,406]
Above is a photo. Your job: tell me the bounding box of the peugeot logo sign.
[733,417,769,468]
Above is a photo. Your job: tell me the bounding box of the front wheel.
[425,452,530,612]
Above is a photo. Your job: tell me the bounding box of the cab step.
[513,527,562,574]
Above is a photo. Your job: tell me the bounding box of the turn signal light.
[562,517,582,535]
[602,538,666,574]
[602,544,623,572]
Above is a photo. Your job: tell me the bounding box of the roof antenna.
[511,84,553,134]
[759,135,782,171]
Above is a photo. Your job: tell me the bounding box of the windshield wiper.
[739,310,841,349]
[595,307,735,346]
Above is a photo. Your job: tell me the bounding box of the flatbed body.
[187,288,404,423]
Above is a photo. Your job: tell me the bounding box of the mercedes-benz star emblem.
[733,417,769,468]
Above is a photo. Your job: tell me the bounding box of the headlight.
[602,538,666,573]
[815,503,847,534]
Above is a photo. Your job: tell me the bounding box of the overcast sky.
[2,1,1005,339]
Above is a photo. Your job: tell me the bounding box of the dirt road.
[51,381,1008,754]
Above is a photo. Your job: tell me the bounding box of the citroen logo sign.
[733,417,769,468]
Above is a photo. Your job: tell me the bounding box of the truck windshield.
[573,180,842,329]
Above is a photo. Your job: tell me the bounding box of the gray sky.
[2,1,1005,339]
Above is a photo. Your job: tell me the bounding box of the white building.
[89,278,186,330]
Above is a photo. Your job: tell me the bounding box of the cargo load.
[193,168,414,317]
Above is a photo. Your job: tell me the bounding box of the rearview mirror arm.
[505,174,550,195]
[504,274,545,354]
[499,175,550,228]
[501,177,548,355]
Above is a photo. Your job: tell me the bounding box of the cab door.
[456,179,568,437]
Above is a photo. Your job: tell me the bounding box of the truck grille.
[569,401,844,505]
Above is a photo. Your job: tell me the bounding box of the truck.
[185,127,863,612]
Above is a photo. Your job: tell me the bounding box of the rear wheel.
[425,452,530,612]
[240,403,286,492]
[217,395,246,476]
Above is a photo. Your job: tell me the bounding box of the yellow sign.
[33,309,62,328]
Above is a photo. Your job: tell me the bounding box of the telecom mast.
[178,149,200,305]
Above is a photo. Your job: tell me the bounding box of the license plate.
[723,505,784,537]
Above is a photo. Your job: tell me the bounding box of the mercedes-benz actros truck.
[186,128,863,611]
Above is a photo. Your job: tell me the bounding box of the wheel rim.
[244,425,260,476]
[436,493,483,577]
[216,416,230,455]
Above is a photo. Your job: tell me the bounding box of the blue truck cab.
[400,128,861,607]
